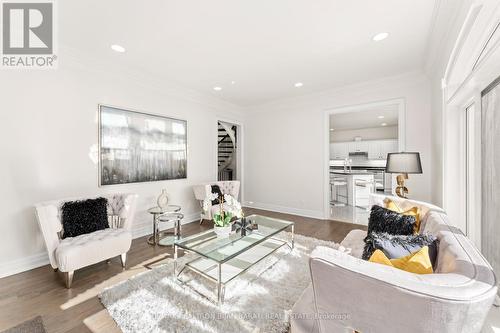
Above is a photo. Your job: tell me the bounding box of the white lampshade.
[385,152,422,174]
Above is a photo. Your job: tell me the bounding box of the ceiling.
[59,0,437,106]
[329,104,399,130]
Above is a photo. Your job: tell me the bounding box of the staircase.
[218,122,237,181]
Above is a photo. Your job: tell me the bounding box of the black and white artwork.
[99,105,187,185]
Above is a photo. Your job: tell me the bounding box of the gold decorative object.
[395,173,409,198]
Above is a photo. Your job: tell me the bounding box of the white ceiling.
[330,104,399,130]
[60,0,437,106]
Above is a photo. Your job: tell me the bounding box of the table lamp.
[385,152,422,198]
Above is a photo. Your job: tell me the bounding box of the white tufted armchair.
[192,181,240,224]
[35,193,138,288]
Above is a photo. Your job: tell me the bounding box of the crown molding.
[443,1,500,103]
[423,0,445,73]
[424,0,473,77]
[58,45,244,116]
[245,70,427,113]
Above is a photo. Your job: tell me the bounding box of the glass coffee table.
[173,214,294,304]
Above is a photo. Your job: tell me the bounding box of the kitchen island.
[330,170,374,207]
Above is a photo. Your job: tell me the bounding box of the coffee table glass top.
[174,214,293,263]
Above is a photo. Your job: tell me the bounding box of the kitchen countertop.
[330,170,374,175]
[330,166,386,171]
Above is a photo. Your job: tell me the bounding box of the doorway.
[217,120,240,181]
[323,99,406,223]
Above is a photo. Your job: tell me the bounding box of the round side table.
[147,205,181,246]
[157,212,184,247]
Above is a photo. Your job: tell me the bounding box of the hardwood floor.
[0,207,366,333]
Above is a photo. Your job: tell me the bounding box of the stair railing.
[217,122,236,174]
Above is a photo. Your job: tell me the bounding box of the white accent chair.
[35,193,138,288]
[291,193,497,333]
[192,181,240,224]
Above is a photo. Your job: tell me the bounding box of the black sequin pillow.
[367,205,416,236]
[61,197,109,238]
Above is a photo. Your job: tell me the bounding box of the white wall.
[330,126,398,142]
[243,72,432,218]
[0,55,243,277]
[425,0,472,207]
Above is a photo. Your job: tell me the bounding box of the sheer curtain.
[481,78,500,290]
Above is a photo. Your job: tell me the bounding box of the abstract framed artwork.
[98,105,187,186]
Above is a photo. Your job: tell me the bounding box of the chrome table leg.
[217,263,222,304]
[173,244,178,278]
[150,213,157,245]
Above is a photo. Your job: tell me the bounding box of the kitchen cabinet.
[368,141,381,159]
[331,139,398,160]
[330,143,348,159]
[368,140,398,160]
[348,141,369,153]
[379,140,398,159]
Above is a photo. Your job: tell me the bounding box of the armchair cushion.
[61,197,109,238]
[55,228,131,272]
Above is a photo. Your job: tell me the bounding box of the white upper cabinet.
[331,139,398,160]
[348,141,369,153]
[379,140,399,159]
[368,141,381,159]
[330,143,348,159]
[371,139,398,159]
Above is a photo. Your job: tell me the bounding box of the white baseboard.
[244,201,324,220]
[0,252,50,279]
[0,211,201,279]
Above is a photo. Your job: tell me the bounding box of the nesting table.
[147,205,182,246]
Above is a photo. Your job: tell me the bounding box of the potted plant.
[203,193,242,237]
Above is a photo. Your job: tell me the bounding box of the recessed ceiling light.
[378,115,385,119]
[294,82,303,88]
[330,128,335,131]
[111,44,126,53]
[373,32,389,42]
[231,81,236,85]
[213,86,222,91]
[381,123,387,126]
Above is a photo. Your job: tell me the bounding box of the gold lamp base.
[395,173,409,198]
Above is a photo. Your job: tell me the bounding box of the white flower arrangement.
[203,192,243,227]
[223,194,243,218]
[202,192,219,213]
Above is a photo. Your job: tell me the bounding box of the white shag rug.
[99,233,342,333]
